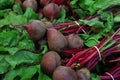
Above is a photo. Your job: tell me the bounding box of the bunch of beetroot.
[23,19,88,80]
[14,0,120,80]
[18,0,70,21]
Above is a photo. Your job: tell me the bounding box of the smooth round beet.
[40,0,51,6]
[22,0,37,11]
[25,20,46,41]
[41,51,61,76]
[43,3,60,20]
[76,68,90,80]
[66,34,84,49]
[47,28,67,52]
[53,66,77,80]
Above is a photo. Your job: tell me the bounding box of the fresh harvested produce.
[43,3,60,20]
[66,34,84,49]
[40,0,51,6]
[0,0,120,80]
[22,0,37,11]
[76,68,90,80]
[47,28,67,52]
[25,20,46,41]
[52,66,77,80]
[41,51,61,76]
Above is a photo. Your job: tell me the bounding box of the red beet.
[47,28,67,52]
[66,34,84,49]
[53,66,77,80]
[40,0,51,6]
[76,68,90,80]
[41,51,61,76]
[25,20,46,41]
[43,3,60,20]
[22,0,37,11]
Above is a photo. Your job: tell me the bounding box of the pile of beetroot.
[11,0,120,80]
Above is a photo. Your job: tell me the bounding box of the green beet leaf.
[0,0,14,9]
[5,51,40,69]
[4,65,40,80]
[24,8,39,21]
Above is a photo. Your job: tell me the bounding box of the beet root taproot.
[41,51,61,76]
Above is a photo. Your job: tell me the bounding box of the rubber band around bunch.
[94,46,102,61]
[105,72,115,80]
[74,21,87,34]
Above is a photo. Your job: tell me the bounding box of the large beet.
[41,51,61,76]
[66,34,84,49]
[76,68,90,80]
[22,0,37,11]
[47,28,67,52]
[43,3,60,20]
[25,20,46,41]
[53,66,77,80]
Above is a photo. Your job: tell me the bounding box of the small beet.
[66,34,84,49]
[41,51,61,76]
[22,0,37,11]
[53,66,77,80]
[40,0,51,6]
[76,68,90,80]
[43,3,60,20]
[47,28,67,52]
[25,20,46,41]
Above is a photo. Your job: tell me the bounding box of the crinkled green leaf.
[0,0,14,9]
[0,9,11,18]
[94,0,120,13]
[0,58,10,74]
[85,37,100,47]
[79,18,105,28]
[13,4,23,15]
[100,12,111,21]
[79,0,95,15]
[0,30,19,47]
[4,65,40,80]
[24,8,39,21]
[114,14,120,23]
[0,12,28,26]
[5,51,40,69]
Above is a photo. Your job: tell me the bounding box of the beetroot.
[25,20,46,41]
[41,51,61,76]
[40,0,51,6]
[76,68,90,80]
[22,0,37,11]
[53,66,77,80]
[47,28,67,52]
[66,34,84,49]
[43,3,60,20]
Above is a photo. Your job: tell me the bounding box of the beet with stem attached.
[53,66,77,80]
[25,20,46,41]
[22,0,37,11]
[47,28,67,52]
[43,3,60,20]
[41,51,61,76]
